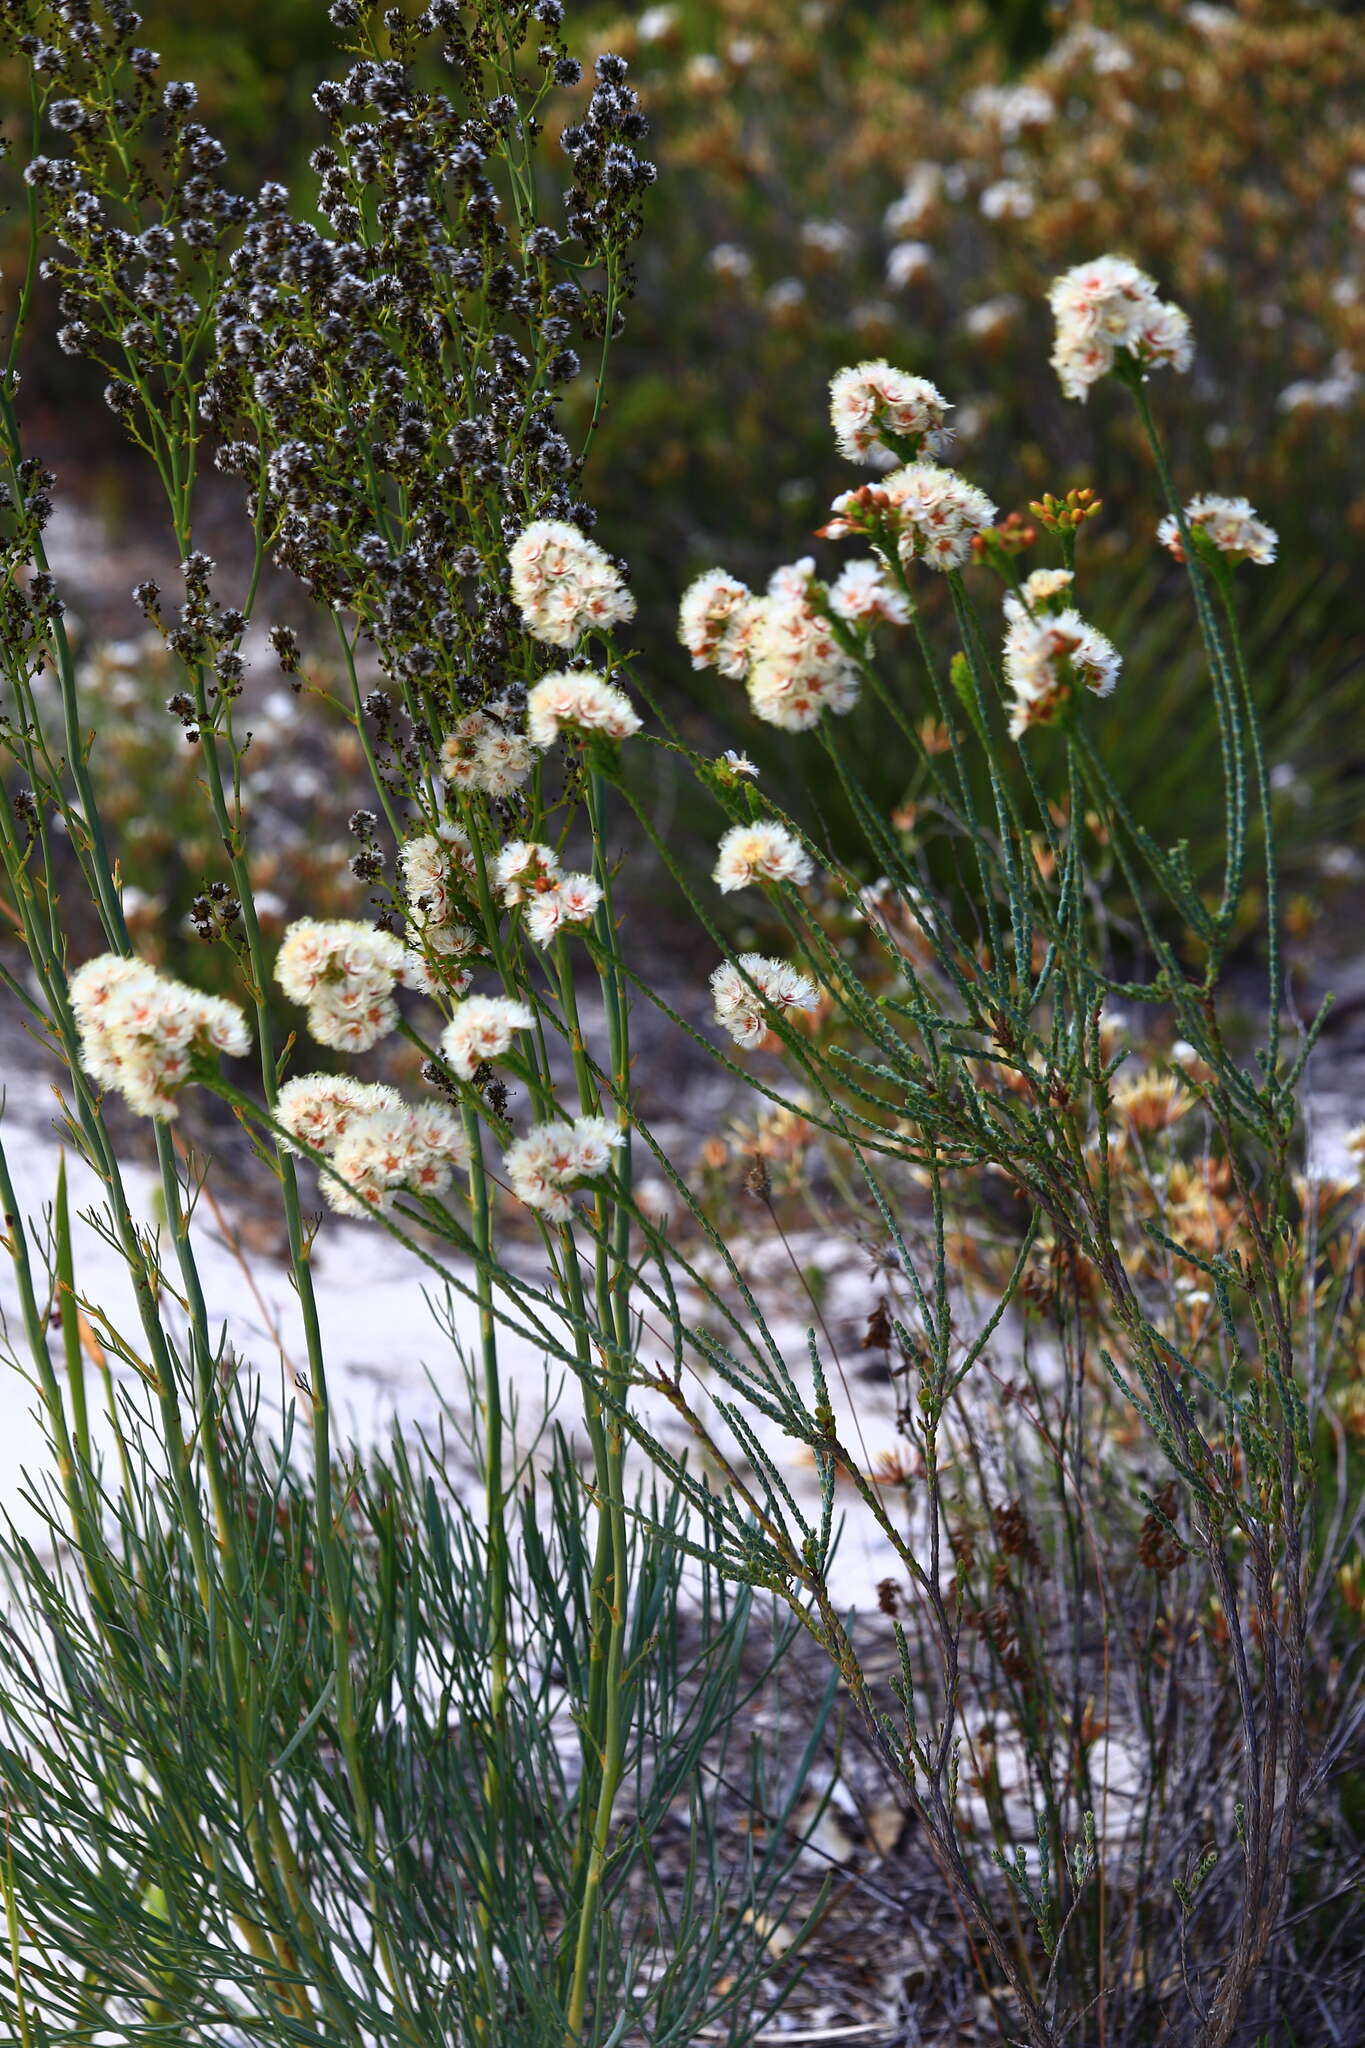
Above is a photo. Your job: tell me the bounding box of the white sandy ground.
[1,1015,1360,1858]
[0,1048,919,1615]
[1,1021,1361,1610]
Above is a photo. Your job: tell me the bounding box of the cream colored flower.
[69,954,250,1120]
[713,821,813,893]
[508,520,635,648]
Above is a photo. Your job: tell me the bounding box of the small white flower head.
[526,670,642,749]
[494,839,562,907]
[1002,567,1075,621]
[1156,494,1278,567]
[829,360,951,464]
[439,712,535,798]
[1003,608,1122,737]
[828,557,911,627]
[719,749,760,781]
[401,948,472,1001]
[884,462,998,573]
[800,217,854,261]
[713,821,814,894]
[679,570,764,679]
[503,1112,625,1222]
[886,241,933,290]
[327,1101,470,1217]
[400,827,479,962]
[710,952,820,1049]
[276,1075,401,1153]
[980,178,1034,221]
[884,164,942,238]
[69,953,251,1120]
[707,241,753,282]
[440,995,536,1081]
[964,295,1022,343]
[767,557,818,604]
[508,519,636,649]
[965,81,1055,140]
[275,919,408,1052]
[1048,23,1132,73]
[637,4,679,42]
[746,592,861,731]
[1048,255,1193,401]
[523,871,604,947]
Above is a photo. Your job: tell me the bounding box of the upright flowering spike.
[1048,256,1193,400]
[828,361,950,464]
[69,954,251,1119]
[1157,495,1278,566]
[508,519,636,648]
[275,919,408,1052]
[526,670,642,749]
[710,953,820,1048]
[713,821,813,894]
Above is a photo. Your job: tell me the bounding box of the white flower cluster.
[886,242,932,290]
[713,821,813,894]
[493,840,603,947]
[1008,568,1075,611]
[1048,256,1193,401]
[526,671,642,749]
[508,520,636,649]
[503,1114,624,1221]
[678,570,762,679]
[69,954,251,1120]
[439,706,535,798]
[980,178,1034,222]
[1002,590,1122,739]
[275,919,410,1052]
[827,557,910,627]
[828,361,950,464]
[1156,495,1278,567]
[824,463,998,572]
[747,579,861,731]
[710,953,820,1049]
[678,564,862,731]
[440,995,535,1081]
[885,164,941,241]
[964,81,1055,139]
[1047,23,1132,74]
[278,1074,469,1217]
[400,828,480,990]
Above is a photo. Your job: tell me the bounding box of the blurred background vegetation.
[1,0,1361,963]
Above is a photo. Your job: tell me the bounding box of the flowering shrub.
[572,0,1365,906]
[0,6,1363,2048]
[588,0,1364,550]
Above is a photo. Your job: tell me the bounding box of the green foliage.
[0,5,1363,2046]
